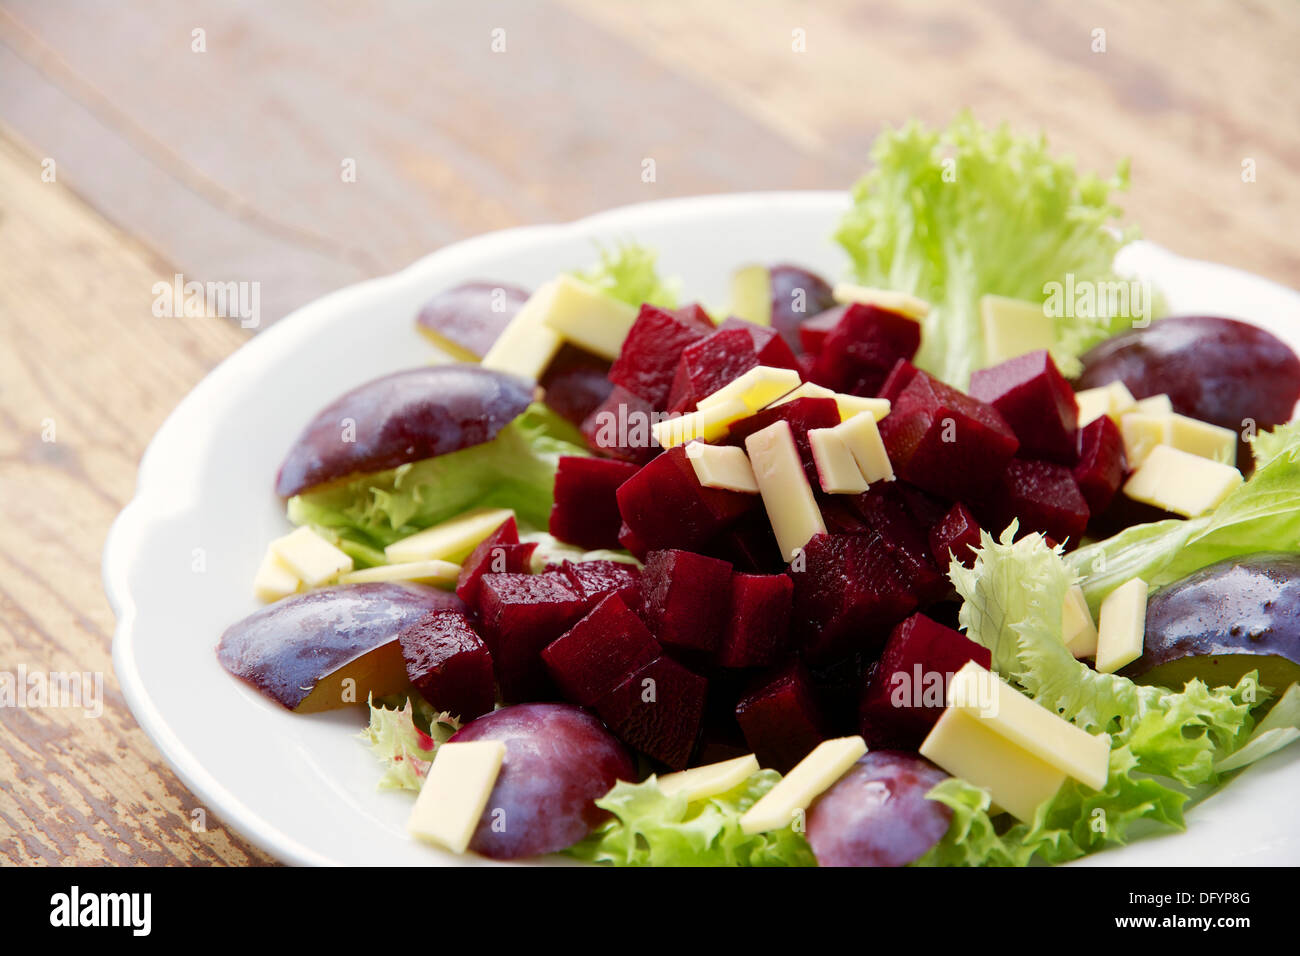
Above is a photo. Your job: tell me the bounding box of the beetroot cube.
[879,371,1020,501]
[398,610,497,721]
[672,302,717,332]
[617,521,649,560]
[798,305,846,355]
[718,317,802,372]
[795,353,818,381]
[639,549,733,655]
[1073,415,1128,515]
[616,445,754,551]
[542,594,661,706]
[580,386,658,464]
[929,503,983,569]
[770,264,836,352]
[858,613,992,750]
[990,458,1090,546]
[558,559,642,612]
[877,358,920,402]
[549,456,640,550]
[540,345,614,426]
[717,573,793,668]
[851,484,949,604]
[595,656,707,769]
[735,662,827,772]
[477,572,586,702]
[456,515,520,604]
[727,396,841,484]
[810,303,921,396]
[702,513,785,574]
[819,497,871,534]
[608,304,710,407]
[969,350,1079,464]
[666,328,760,412]
[789,533,918,664]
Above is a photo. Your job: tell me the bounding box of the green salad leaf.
[360,695,460,792]
[287,403,587,557]
[520,531,641,572]
[834,113,1138,386]
[572,242,679,310]
[566,771,816,867]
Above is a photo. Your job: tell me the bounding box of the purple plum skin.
[275,365,534,497]
[450,703,636,859]
[769,264,836,352]
[416,281,530,360]
[806,750,952,867]
[217,582,466,711]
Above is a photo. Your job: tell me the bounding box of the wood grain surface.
[0,0,1296,865]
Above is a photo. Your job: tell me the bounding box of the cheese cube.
[271,527,354,587]
[1133,393,1173,415]
[480,281,563,380]
[657,754,760,803]
[539,274,639,361]
[1095,577,1148,674]
[651,399,750,449]
[739,736,867,834]
[697,366,801,413]
[686,442,760,493]
[339,559,460,588]
[385,507,515,564]
[1074,381,1136,428]
[979,294,1056,366]
[744,420,827,562]
[1120,412,1174,469]
[832,411,894,484]
[1062,584,1099,659]
[407,740,506,855]
[807,427,869,494]
[253,547,301,603]
[832,283,931,320]
[920,706,1067,822]
[729,264,772,326]
[947,661,1110,790]
[1168,414,1237,466]
[1123,445,1243,518]
[770,382,890,422]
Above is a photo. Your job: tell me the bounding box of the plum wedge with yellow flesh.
[275,365,533,497]
[217,582,465,712]
[416,281,530,360]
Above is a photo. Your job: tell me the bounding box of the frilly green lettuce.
[360,695,460,792]
[572,242,679,310]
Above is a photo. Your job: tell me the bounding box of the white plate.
[104,192,1300,866]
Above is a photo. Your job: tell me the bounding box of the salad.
[217,116,1300,866]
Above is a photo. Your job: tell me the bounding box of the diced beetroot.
[456,516,520,605]
[877,358,920,402]
[796,353,818,381]
[580,386,658,464]
[617,521,649,560]
[671,303,717,332]
[398,610,497,721]
[858,613,992,750]
[557,559,642,613]
[929,503,983,569]
[666,328,760,412]
[818,497,871,535]
[735,662,827,772]
[726,396,841,484]
[541,594,661,706]
[788,533,918,664]
[540,345,614,426]
[770,264,837,352]
[718,317,802,372]
[717,573,793,668]
[798,305,845,355]
[879,371,1020,501]
[477,572,587,702]
[701,512,785,573]
[810,303,921,396]
[808,653,868,736]
[639,549,733,656]
[897,483,949,530]
[549,456,640,551]
[616,445,754,552]
[969,350,1079,464]
[608,304,710,407]
[989,458,1090,546]
[594,656,707,769]
[1073,415,1128,515]
[850,484,949,604]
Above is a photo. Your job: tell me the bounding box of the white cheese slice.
[253,547,301,603]
[771,381,891,422]
[339,559,460,588]
[1123,445,1243,517]
[744,420,827,562]
[1120,412,1174,469]
[657,754,760,803]
[729,264,772,326]
[480,280,563,380]
[739,736,867,834]
[920,706,1067,822]
[807,427,869,494]
[686,442,760,493]
[1061,584,1099,659]
[270,526,354,587]
[407,740,506,855]
[1168,413,1237,465]
[1133,393,1173,415]
[697,366,801,413]
[1095,577,1149,675]
[651,399,749,448]
[979,294,1055,366]
[947,661,1111,791]
[832,411,894,484]
[538,273,639,361]
[833,283,931,320]
[385,507,515,564]
[1074,381,1136,427]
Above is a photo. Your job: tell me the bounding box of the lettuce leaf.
[572,242,679,310]
[565,771,816,867]
[519,532,641,573]
[286,403,587,554]
[360,695,460,792]
[834,113,1138,386]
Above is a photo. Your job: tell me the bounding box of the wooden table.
[1,0,1296,866]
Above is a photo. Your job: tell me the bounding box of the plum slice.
[969,350,1079,464]
[451,703,636,859]
[398,609,496,721]
[735,662,827,773]
[415,281,530,361]
[217,582,466,712]
[594,656,708,769]
[769,264,836,352]
[476,572,586,702]
[807,751,952,867]
[275,365,534,497]
[639,549,733,656]
[608,303,710,408]
[540,345,614,426]
[809,303,922,396]
[542,593,661,706]
[1073,414,1128,516]
[616,444,754,552]
[549,456,640,551]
